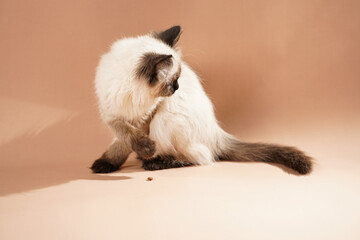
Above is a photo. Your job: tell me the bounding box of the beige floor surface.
[1,118,359,240]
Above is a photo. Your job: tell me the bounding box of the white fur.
[95,34,229,165]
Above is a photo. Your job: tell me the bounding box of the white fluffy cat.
[91,26,312,175]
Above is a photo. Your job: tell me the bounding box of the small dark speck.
[147,177,153,181]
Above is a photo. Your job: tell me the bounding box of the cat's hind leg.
[141,155,193,171]
[91,138,132,173]
[181,143,215,166]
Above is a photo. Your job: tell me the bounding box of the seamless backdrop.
[0,1,359,239]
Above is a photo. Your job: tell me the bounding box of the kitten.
[91,26,313,175]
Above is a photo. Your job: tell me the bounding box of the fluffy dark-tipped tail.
[218,137,313,175]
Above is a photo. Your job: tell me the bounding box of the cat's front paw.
[132,136,156,159]
[91,158,119,173]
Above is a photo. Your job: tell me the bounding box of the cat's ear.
[152,26,182,47]
[136,53,173,84]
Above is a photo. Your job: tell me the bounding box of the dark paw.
[132,136,156,159]
[91,158,119,173]
[143,156,193,171]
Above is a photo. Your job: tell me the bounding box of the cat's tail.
[217,135,313,175]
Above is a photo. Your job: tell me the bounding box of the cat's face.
[135,26,183,98]
[136,51,181,97]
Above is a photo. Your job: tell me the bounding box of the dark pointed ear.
[152,26,182,47]
[136,53,173,84]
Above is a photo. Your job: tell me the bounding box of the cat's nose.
[172,79,179,92]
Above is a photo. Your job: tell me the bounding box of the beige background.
[1,0,359,239]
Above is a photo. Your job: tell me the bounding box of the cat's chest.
[128,98,163,132]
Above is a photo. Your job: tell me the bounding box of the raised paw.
[132,136,156,159]
[91,158,119,173]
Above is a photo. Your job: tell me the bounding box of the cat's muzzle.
[164,79,179,96]
[160,79,179,97]
[170,79,179,93]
